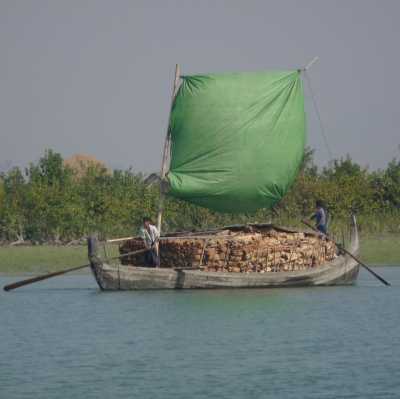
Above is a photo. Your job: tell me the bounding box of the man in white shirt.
[139,216,160,267]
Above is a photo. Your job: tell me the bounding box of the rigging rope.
[303,70,334,161]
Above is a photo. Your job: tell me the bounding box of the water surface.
[1,267,400,398]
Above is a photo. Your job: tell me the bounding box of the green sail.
[167,70,306,213]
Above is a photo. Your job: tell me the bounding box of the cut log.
[119,225,336,273]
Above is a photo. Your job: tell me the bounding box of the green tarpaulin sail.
[167,70,306,213]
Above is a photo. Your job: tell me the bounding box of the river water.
[1,267,399,399]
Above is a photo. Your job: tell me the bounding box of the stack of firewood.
[119,228,336,272]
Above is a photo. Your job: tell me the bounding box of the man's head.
[143,216,151,229]
[315,200,324,209]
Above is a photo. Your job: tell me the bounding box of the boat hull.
[89,218,360,290]
[90,259,359,290]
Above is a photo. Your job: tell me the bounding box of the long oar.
[302,220,390,287]
[3,263,91,292]
[3,247,151,292]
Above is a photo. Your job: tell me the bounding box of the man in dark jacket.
[311,200,328,234]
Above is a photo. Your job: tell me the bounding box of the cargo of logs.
[118,226,337,273]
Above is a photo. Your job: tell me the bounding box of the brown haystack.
[64,154,109,178]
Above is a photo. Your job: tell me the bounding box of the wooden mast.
[156,64,181,233]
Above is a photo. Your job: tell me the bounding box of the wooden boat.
[87,63,362,291]
[88,216,359,290]
[7,61,388,294]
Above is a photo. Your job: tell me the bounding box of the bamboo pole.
[156,64,181,233]
[107,236,135,243]
[303,56,319,71]
[107,233,233,244]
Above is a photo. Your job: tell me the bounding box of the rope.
[199,239,210,267]
[254,239,262,272]
[102,242,110,262]
[223,241,231,268]
[303,71,334,161]
[117,264,121,289]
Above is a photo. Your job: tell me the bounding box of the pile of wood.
[119,225,337,273]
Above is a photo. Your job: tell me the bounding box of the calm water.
[1,267,400,399]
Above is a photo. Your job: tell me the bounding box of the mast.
[156,64,181,233]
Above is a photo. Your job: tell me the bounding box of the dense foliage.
[0,149,399,243]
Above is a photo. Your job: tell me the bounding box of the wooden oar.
[301,220,390,287]
[3,247,151,292]
[3,263,91,292]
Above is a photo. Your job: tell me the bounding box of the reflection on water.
[1,267,400,399]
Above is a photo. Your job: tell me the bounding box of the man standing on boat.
[139,216,160,267]
[310,200,328,234]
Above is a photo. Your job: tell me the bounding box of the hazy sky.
[1,0,399,172]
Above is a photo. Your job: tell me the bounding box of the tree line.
[0,149,399,243]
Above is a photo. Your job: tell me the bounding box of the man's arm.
[152,225,160,242]
[139,228,151,249]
